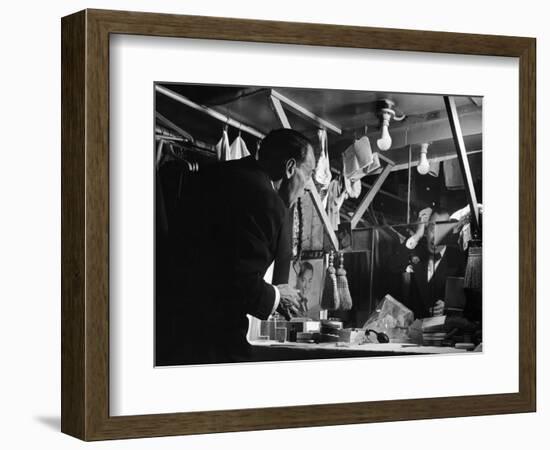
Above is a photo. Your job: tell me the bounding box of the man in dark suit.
[409,207,466,319]
[156,129,316,365]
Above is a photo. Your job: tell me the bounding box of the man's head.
[426,206,450,252]
[297,261,314,295]
[257,129,316,208]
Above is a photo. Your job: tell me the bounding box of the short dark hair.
[430,206,450,221]
[298,261,314,279]
[257,129,313,180]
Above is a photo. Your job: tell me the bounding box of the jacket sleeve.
[272,206,293,285]
[229,199,288,320]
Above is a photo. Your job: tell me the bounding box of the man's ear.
[285,158,297,178]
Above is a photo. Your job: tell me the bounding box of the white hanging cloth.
[428,160,440,177]
[326,178,348,229]
[314,129,332,188]
[344,173,362,198]
[343,135,373,180]
[215,127,231,162]
[229,134,251,160]
[365,152,381,174]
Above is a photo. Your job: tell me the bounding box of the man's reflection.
[407,207,465,319]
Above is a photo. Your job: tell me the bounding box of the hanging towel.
[215,128,231,162]
[365,152,381,174]
[450,203,483,251]
[229,134,251,160]
[354,135,373,168]
[343,171,362,199]
[326,178,347,230]
[342,143,360,179]
[314,129,332,188]
[342,151,362,199]
[443,159,463,189]
[343,136,373,180]
[429,160,440,178]
[444,155,482,190]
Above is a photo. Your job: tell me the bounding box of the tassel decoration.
[336,252,353,310]
[321,251,340,310]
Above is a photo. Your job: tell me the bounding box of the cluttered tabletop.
[248,304,480,362]
[251,340,468,354]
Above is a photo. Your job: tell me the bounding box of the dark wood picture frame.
[61,9,536,441]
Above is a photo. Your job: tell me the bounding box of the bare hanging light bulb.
[417,143,430,175]
[377,109,393,151]
[375,99,406,152]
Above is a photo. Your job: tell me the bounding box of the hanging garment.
[343,136,373,180]
[365,152,381,174]
[353,135,374,169]
[229,134,251,160]
[314,129,332,188]
[443,159,462,189]
[215,127,231,162]
[429,160,440,178]
[326,178,347,230]
[443,155,482,190]
[450,203,483,251]
[343,172,362,198]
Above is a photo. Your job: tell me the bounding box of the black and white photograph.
[154,83,483,366]
[3,0,544,446]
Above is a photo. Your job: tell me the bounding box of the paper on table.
[422,316,446,329]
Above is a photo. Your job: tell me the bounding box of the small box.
[275,327,287,343]
[337,328,365,344]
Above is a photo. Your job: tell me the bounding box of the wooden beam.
[306,183,339,251]
[155,112,194,141]
[331,168,407,204]
[271,89,342,135]
[156,85,266,139]
[444,96,480,231]
[270,95,291,128]
[376,152,396,166]
[350,162,394,229]
[374,148,483,173]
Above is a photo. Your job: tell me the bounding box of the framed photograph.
[61,9,536,440]
[288,258,325,320]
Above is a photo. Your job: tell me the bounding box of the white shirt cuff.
[270,285,280,315]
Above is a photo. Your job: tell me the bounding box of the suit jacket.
[409,242,465,319]
[156,156,292,365]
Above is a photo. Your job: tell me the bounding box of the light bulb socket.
[380,108,395,122]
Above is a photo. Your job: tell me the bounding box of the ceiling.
[155,82,482,172]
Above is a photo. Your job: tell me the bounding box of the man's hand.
[406,207,433,249]
[275,284,302,319]
[431,299,445,317]
[418,207,433,224]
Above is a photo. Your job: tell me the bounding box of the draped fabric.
[229,135,251,160]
